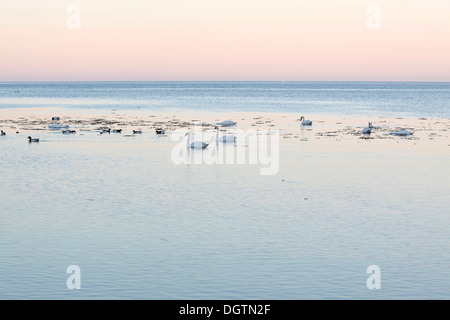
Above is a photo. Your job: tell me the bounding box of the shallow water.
[0,112,449,299]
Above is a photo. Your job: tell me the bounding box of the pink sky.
[0,0,449,81]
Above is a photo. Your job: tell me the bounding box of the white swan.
[299,116,312,126]
[215,126,236,143]
[362,122,373,134]
[391,129,413,136]
[185,132,208,149]
[28,136,39,142]
[217,120,237,127]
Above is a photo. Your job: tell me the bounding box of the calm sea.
[0,82,449,299]
[0,81,449,117]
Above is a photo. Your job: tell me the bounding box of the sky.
[0,0,449,81]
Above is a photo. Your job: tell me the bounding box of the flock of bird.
[297,117,413,137]
[0,116,414,146]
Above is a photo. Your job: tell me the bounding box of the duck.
[62,130,76,134]
[49,123,69,130]
[112,129,122,133]
[299,116,312,126]
[133,130,142,134]
[155,128,165,135]
[0,130,5,136]
[28,136,39,142]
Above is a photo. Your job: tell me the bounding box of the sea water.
[1,81,449,118]
[0,82,449,299]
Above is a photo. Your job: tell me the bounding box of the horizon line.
[1,80,449,84]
